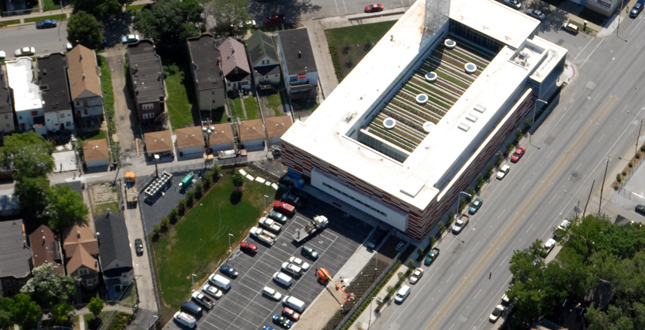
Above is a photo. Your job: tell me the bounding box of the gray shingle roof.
[247,31,279,67]
[187,34,225,92]
[278,28,317,74]
[94,212,132,277]
[0,219,32,278]
[127,40,165,104]
[37,53,72,114]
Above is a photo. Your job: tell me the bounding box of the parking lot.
[165,197,374,330]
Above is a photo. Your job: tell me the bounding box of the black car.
[631,1,644,18]
[36,19,57,29]
[219,264,239,278]
[365,229,387,250]
[134,238,144,256]
[636,204,645,216]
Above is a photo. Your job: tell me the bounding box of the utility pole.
[583,180,594,218]
[637,119,643,155]
[599,158,609,214]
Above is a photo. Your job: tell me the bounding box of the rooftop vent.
[423,122,434,133]
[383,117,396,130]
[458,123,471,132]
[466,113,478,122]
[474,104,486,113]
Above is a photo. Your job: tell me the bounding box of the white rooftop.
[5,57,42,113]
[282,0,566,211]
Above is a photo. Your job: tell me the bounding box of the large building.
[281,0,567,241]
[5,58,45,134]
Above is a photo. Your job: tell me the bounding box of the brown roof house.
[63,222,99,290]
[208,123,235,153]
[66,45,103,130]
[237,119,265,151]
[175,126,205,159]
[83,139,110,170]
[144,130,173,159]
[29,225,65,276]
[187,34,226,112]
[128,40,165,126]
[0,220,32,297]
[219,37,252,93]
[265,116,292,147]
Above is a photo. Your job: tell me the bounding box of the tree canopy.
[0,294,42,330]
[507,215,645,329]
[48,185,89,233]
[0,132,54,179]
[67,11,105,50]
[204,0,249,35]
[72,0,133,18]
[20,264,79,309]
[88,295,104,318]
[14,176,50,226]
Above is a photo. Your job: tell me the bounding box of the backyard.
[326,21,397,81]
[164,64,197,129]
[152,169,278,313]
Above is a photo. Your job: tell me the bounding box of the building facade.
[127,40,165,125]
[219,37,252,93]
[247,31,282,88]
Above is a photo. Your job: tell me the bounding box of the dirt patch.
[89,183,119,216]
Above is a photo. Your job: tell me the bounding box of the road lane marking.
[470,241,480,252]
[422,95,617,330]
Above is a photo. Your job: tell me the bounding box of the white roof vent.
[400,178,425,198]
[458,123,471,132]
[466,113,478,122]
[474,104,486,113]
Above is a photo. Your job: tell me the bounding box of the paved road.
[249,0,413,21]
[1,22,68,59]
[373,13,645,330]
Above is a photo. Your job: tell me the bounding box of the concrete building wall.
[45,110,74,132]
[74,96,103,118]
[198,88,226,111]
[86,158,109,168]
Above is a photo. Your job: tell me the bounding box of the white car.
[281,262,302,277]
[526,9,546,20]
[452,216,469,234]
[121,34,140,44]
[557,219,571,231]
[394,285,411,303]
[288,256,310,271]
[496,164,510,180]
[503,0,521,9]
[489,304,505,322]
[201,284,222,299]
[544,238,556,254]
[409,268,424,284]
[501,294,510,306]
[262,286,282,301]
[66,42,73,51]
[14,47,35,57]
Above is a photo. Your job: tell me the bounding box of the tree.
[67,11,104,50]
[72,0,132,18]
[20,263,78,309]
[133,0,203,55]
[232,172,244,188]
[88,295,104,319]
[204,0,249,34]
[0,307,12,330]
[6,294,41,330]
[0,132,54,179]
[50,303,73,325]
[14,176,50,224]
[48,185,89,233]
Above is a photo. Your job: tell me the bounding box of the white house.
[5,57,45,134]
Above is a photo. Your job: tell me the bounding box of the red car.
[273,201,296,217]
[282,307,300,321]
[365,4,384,13]
[510,146,526,163]
[264,14,286,25]
[240,242,257,254]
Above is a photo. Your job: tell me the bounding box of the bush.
[447,211,454,222]
[438,223,446,234]
[195,182,203,200]
[169,208,178,224]
[186,190,195,207]
[160,217,169,232]
[477,174,485,187]
[641,144,645,152]
[177,199,186,216]
[496,151,504,164]
[617,174,622,182]
[467,187,476,198]
[636,153,641,160]
[505,141,513,153]
[212,165,221,181]
[485,163,494,177]
[203,172,212,189]
[515,128,522,138]
[524,118,532,128]
[622,170,627,176]
[629,161,634,168]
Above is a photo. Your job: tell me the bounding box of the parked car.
[201,284,223,299]
[364,3,384,13]
[525,9,546,20]
[14,47,35,57]
[424,248,440,266]
[219,264,238,278]
[36,19,56,29]
[240,241,258,254]
[134,238,144,256]
[496,164,510,180]
[468,198,483,215]
[562,22,579,35]
[121,34,140,44]
[281,262,302,277]
[264,14,286,25]
[268,210,288,224]
[66,42,73,51]
[409,268,424,284]
[543,238,556,254]
[501,294,511,306]
[510,146,526,163]
[273,201,295,217]
[366,229,388,250]
[452,215,469,234]
[631,0,644,18]
[263,287,282,301]
[288,257,310,271]
[301,245,319,260]
[502,0,521,9]
[636,204,645,216]
[557,219,571,231]
[174,312,196,329]
[282,307,300,321]
[394,285,411,303]
[272,314,293,329]
[489,304,505,322]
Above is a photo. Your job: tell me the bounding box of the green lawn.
[0,19,20,27]
[42,0,62,11]
[24,13,66,23]
[243,96,259,120]
[98,56,115,136]
[153,171,276,310]
[164,64,195,129]
[229,97,243,120]
[267,93,283,117]
[325,21,396,81]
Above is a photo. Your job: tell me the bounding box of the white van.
[273,272,293,287]
[283,295,307,313]
[209,273,231,291]
[174,312,196,329]
[394,285,411,303]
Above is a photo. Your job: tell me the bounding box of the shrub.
[515,128,522,138]
[177,199,186,216]
[629,161,634,168]
[438,223,446,233]
[622,170,627,176]
[524,118,532,128]
[407,259,415,269]
[160,217,169,232]
[485,163,494,176]
[636,153,641,160]
[195,182,203,200]
[447,211,454,221]
[477,174,485,187]
[641,144,645,152]
[617,174,622,182]
[186,190,195,207]
[212,165,221,181]
[203,172,212,189]
[496,151,504,164]
[467,187,476,198]
[151,224,161,241]
[168,208,178,224]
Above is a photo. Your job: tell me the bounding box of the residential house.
[208,123,235,153]
[83,138,110,170]
[5,58,45,134]
[144,130,173,158]
[265,116,292,147]
[95,212,133,300]
[127,40,165,125]
[187,34,226,112]
[38,53,74,132]
[247,31,281,88]
[63,222,99,290]
[237,119,265,151]
[277,28,318,100]
[0,220,32,297]
[175,126,205,158]
[28,225,65,275]
[218,37,252,93]
[66,45,103,131]
[0,71,16,135]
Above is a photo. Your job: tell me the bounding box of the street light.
[456,191,472,216]
[263,195,270,213]
[532,99,548,125]
[368,296,377,329]
[228,233,234,253]
[626,111,643,155]
[191,274,197,292]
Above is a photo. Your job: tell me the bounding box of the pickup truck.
[264,14,286,25]
[259,217,282,233]
[273,201,295,217]
[250,226,276,246]
[191,291,214,310]
[424,248,440,266]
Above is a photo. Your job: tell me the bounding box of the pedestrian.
[489,270,492,279]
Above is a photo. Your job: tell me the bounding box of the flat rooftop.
[6,58,42,113]
[281,0,566,211]
[128,40,165,104]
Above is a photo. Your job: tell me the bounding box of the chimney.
[298,51,301,59]
[42,235,46,243]
[77,231,80,238]
[82,74,85,80]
